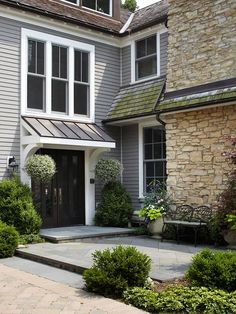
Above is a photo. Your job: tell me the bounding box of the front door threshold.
[40,226,136,243]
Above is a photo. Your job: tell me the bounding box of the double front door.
[32,149,85,228]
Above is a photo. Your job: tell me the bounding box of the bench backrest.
[191,206,212,222]
[164,205,212,222]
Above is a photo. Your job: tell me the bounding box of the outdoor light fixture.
[7,156,19,172]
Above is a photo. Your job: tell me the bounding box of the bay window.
[23,29,95,121]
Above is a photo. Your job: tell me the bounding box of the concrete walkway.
[17,236,205,281]
[0,263,144,314]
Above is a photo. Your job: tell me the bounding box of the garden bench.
[161,205,212,247]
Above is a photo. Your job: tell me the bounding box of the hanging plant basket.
[25,155,56,183]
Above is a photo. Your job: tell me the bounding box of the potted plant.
[138,182,171,238]
[223,214,236,248]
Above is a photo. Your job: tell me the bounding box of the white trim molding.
[21,28,95,123]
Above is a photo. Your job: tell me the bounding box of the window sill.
[130,75,160,86]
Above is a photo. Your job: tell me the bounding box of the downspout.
[156,112,166,126]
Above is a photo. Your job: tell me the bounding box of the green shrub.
[83,245,151,298]
[0,177,42,235]
[0,221,19,258]
[186,249,236,292]
[19,234,44,245]
[123,286,236,314]
[95,181,132,227]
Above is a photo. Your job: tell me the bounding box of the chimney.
[113,0,121,20]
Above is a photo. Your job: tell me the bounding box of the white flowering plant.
[138,181,171,222]
[25,155,56,183]
[95,159,123,183]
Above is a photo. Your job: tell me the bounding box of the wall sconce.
[7,156,19,172]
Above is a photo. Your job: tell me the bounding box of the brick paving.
[0,264,144,314]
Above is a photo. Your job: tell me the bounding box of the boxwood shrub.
[123,286,236,314]
[0,177,42,235]
[186,249,236,292]
[0,221,19,258]
[83,245,151,298]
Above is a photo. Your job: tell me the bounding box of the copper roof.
[22,116,115,143]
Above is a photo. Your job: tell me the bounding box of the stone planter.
[147,218,164,238]
[223,229,236,249]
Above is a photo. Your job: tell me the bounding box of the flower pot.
[223,229,236,249]
[148,218,163,238]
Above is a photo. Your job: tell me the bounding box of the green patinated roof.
[106,78,165,121]
[157,87,236,112]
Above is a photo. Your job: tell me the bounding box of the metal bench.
[161,205,212,247]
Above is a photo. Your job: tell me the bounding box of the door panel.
[32,149,85,228]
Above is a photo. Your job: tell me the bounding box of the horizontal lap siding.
[122,124,139,210]
[122,45,131,86]
[160,32,168,76]
[0,18,21,179]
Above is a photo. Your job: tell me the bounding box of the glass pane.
[74,50,81,82]
[146,178,154,192]
[146,162,154,177]
[52,45,59,77]
[137,55,157,79]
[163,142,166,159]
[82,52,89,83]
[83,0,96,9]
[153,128,162,143]
[52,79,67,112]
[60,47,68,79]
[144,144,153,160]
[27,75,44,110]
[66,0,77,3]
[97,0,110,14]
[28,40,36,73]
[74,83,88,115]
[144,128,152,144]
[136,39,146,58]
[147,35,156,55]
[155,161,164,177]
[37,41,45,75]
[154,143,162,159]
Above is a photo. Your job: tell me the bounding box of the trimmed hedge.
[186,249,236,292]
[83,245,151,298]
[123,286,236,314]
[0,221,19,258]
[0,177,42,235]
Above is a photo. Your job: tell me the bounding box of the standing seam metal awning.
[22,116,115,147]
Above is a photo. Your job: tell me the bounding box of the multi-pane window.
[136,35,157,80]
[26,35,92,118]
[82,0,110,15]
[144,126,166,192]
[27,40,45,110]
[52,45,68,113]
[74,50,89,115]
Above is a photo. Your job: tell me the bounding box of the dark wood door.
[32,149,85,228]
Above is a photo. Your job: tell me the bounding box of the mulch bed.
[153,278,189,293]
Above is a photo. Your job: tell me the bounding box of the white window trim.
[138,119,163,199]
[21,28,95,123]
[131,31,162,84]
[82,0,113,17]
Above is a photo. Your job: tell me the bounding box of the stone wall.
[164,104,236,206]
[166,0,236,91]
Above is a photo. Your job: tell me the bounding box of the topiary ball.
[25,154,56,183]
[95,159,123,183]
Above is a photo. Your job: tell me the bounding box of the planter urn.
[148,217,164,239]
[223,229,236,249]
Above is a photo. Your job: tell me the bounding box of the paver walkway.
[0,264,144,314]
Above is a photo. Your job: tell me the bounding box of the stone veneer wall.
[164,104,236,206]
[166,0,236,91]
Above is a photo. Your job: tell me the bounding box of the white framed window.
[21,29,95,123]
[138,120,166,198]
[82,0,112,15]
[131,33,161,84]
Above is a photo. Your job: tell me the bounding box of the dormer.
[63,0,120,20]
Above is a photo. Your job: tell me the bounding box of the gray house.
[1,0,235,229]
[0,0,168,228]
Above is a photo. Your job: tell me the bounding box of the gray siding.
[0,16,121,180]
[160,32,168,76]
[0,18,21,179]
[122,45,131,86]
[122,124,139,210]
